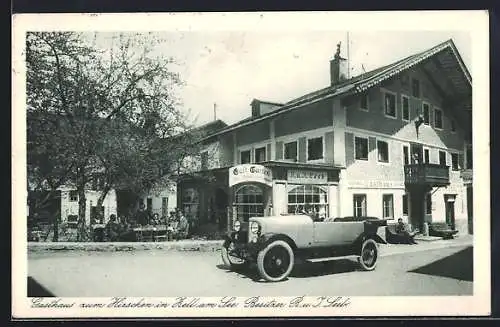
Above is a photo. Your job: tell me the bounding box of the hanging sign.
[229,164,273,187]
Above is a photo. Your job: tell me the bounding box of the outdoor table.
[132,225,167,242]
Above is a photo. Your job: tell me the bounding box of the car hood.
[249,215,312,227]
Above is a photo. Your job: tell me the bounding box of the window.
[439,151,447,166]
[284,141,298,161]
[402,194,408,215]
[240,150,251,164]
[353,194,367,217]
[235,185,264,222]
[434,108,443,129]
[201,151,208,170]
[360,93,369,111]
[466,145,473,169]
[422,103,430,125]
[355,137,368,161]
[255,146,266,163]
[382,194,394,219]
[287,185,328,219]
[451,153,459,170]
[377,140,389,163]
[403,145,409,165]
[183,188,199,221]
[384,92,396,118]
[451,118,456,132]
[424,148,430,164]
[412,78,420,98]
[426,193,432,215]
[69,190,78,202]
[401,95,410,121]
[307,137,323,161]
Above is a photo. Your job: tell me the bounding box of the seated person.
[395,218,418,244]
[177,211,189,239]
[105,214,122,242]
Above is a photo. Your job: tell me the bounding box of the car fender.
[223,232,237,248]
[257,233,298,252]
[354,232,387,248]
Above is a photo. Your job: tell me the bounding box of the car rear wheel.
[257,240,294,282]
[221,242,247,269]
[358,238,378,271]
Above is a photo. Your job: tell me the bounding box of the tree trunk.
[96,185,111,222]
[52,213,59,242]
[77,185,87,241]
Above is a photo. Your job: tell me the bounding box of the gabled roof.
[201,39,471,142]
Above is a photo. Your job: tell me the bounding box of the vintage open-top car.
[221,214,388,282]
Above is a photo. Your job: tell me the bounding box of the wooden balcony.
[404,164,450,187]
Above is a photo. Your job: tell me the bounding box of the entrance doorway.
[445,195,456,230]
[215,188,228,229]
[234,184,264,222]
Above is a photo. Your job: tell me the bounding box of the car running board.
[306,255,360,263]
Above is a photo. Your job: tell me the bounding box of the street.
[28,244,473,297]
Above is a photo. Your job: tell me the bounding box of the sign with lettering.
[348,180,405,189]
[287,169,328,184]
[229,164,273,187]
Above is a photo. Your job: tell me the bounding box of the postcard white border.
[12,10,490,318]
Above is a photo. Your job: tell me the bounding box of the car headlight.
[233,220,241,232]
[249,221,260,235]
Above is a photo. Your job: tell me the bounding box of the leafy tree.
[26,31,196,240]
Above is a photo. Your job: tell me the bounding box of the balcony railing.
[404,164,450,186]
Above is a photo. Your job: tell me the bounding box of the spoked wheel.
[221,242,247,269]
[257,240,294,282]
[358,238,378,271]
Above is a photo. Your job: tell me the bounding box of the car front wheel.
[358,238,378,271]
[221,242,247,269]
[257,240,294,282]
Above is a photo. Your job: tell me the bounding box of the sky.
[158,30,471,127]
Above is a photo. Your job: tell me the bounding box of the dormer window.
[360,93,369,111]
[412,78,420,98]
[384,91,396,118]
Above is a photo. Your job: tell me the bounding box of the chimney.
[330,42,348,85]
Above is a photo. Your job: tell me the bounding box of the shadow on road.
[409,246,473,282]
[216,259,359,282]
[27,276,55,297]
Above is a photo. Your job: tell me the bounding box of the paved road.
[28,245,472,297]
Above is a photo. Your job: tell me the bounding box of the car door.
[313,221,344,246]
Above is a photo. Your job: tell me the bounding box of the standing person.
[105,214,121,242]
[177,209,189,239]
[136,203,148,226]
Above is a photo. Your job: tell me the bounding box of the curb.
[28,240,225,253]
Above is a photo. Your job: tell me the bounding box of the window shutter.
[324,131,334,164]
[345,132,354,166]
[275,141,284,160]
[266,143,271,161]
[369,137,377,153]
[298,137,307,163]
[458,153,464,170]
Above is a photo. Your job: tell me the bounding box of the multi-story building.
[177,39,473,235]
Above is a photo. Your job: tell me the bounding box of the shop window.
[451,153,459,171]
[384,92,396,118]
[235,185,264,222]
[382,194,394,219]
[307,137,323,161]
[402,194,408,215]
[422,103,430,125]
[439,151,446,166]
[401,95,410,121]
[377,140,389,163]
[434,108,443,129]
[403,145,409,165]
[287,185,328,219]
[412,78,420,98]
[240,150,251,164]
[69,190,78,202]
[254,146,266,163]
[353,194,367,217]
[426,193,432,215]
[284,141,298,161]
[355,137,368,161]
[360,93,369,111]
[182,188,199,222]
